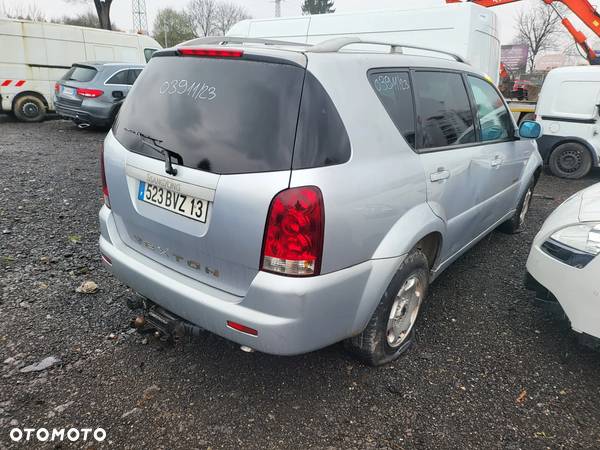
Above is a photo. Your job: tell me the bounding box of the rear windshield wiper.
[123,128,183,176]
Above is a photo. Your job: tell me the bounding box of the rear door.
[106,50,306,296]
[105,69,138,99]
[412,70,496,260]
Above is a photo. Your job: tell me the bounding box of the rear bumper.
[55,99,113,126]
[99,206,403,355]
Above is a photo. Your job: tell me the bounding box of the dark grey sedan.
[54,62,144,128]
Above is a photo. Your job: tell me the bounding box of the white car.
[526,182,600,347]
[536,66,600,179]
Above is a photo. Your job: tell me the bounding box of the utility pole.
[132,0,148,34]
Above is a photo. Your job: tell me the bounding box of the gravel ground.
[1,117,599,450]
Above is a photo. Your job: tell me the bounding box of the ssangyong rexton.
[99,37,543,365]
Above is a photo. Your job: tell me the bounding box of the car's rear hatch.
[56,64,100,106]
[106,46,307,297]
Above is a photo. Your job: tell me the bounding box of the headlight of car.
[542,223,600,268]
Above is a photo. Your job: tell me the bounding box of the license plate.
[62,86,76,98]
[137,181,209,223]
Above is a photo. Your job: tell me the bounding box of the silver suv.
[99,37,543,365]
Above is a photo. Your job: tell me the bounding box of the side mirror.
[112,90,124,99]
[519,120,541,140]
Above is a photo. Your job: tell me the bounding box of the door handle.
[490,155,504,168]
[430,168,450,182]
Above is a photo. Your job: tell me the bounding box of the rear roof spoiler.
[168,36,468,65]
[179,36,308,48]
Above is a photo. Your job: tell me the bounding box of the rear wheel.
[13,95,46,122]
[549,142,593,179]
[345,249,429,366]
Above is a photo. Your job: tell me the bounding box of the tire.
[498,180,534,234]
[13,95,46,122]
[549,142,593,179]
[345,249,429,366]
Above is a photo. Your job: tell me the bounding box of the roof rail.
[306,37,468,64]
[179,36,308,48]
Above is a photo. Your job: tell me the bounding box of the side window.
[467,76,513,142]
[293,72,351,169]
[144,48,157,62]
[369,71,416,148]
[127,69,142,85]
[106,70,129,85]
[413,71,476,150]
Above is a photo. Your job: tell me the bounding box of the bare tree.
[214,2,250,36]
[0,1,47,21]
[59,10,101,28]
[65,0,113,30]
[188,0,218,37]
[515,3,566,71]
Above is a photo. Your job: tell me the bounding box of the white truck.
[0,18,161,122]
[227,2,501,84]
[536,66,600,179]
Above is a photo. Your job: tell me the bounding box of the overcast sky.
[3,0,598,46]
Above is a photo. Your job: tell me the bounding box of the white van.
[227,3,500,84]
[0,18,161,122]
[536,66,600,179]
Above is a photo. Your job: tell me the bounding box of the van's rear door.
[106,48,307,297]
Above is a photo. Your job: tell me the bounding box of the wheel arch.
[547,137,599,167]
[11,90,49,112]
[371,203,446,264]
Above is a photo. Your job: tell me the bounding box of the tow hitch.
[128,294,204,341]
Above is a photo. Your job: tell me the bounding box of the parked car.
[99,37,542,365]
[0,17,160,122]
[526,182,600,348]
[536,66,600,179]
[55,62,144,128]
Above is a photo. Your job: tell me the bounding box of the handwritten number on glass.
[159,80,217,101]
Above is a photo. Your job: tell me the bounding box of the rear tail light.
[54,83,60,93]
[178,48,244,58]
[100,144,110,208]
[261,186,324,277]
[77,88,103,98]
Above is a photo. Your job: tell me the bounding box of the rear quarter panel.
[290,54,439,274]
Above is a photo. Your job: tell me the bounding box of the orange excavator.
[447,0,600,64]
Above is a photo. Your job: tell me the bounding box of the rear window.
[114,55,305,175]
[413,71,476,150]
[369,71,416,149]
[292,72,351,169]
[62,65,97,82]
